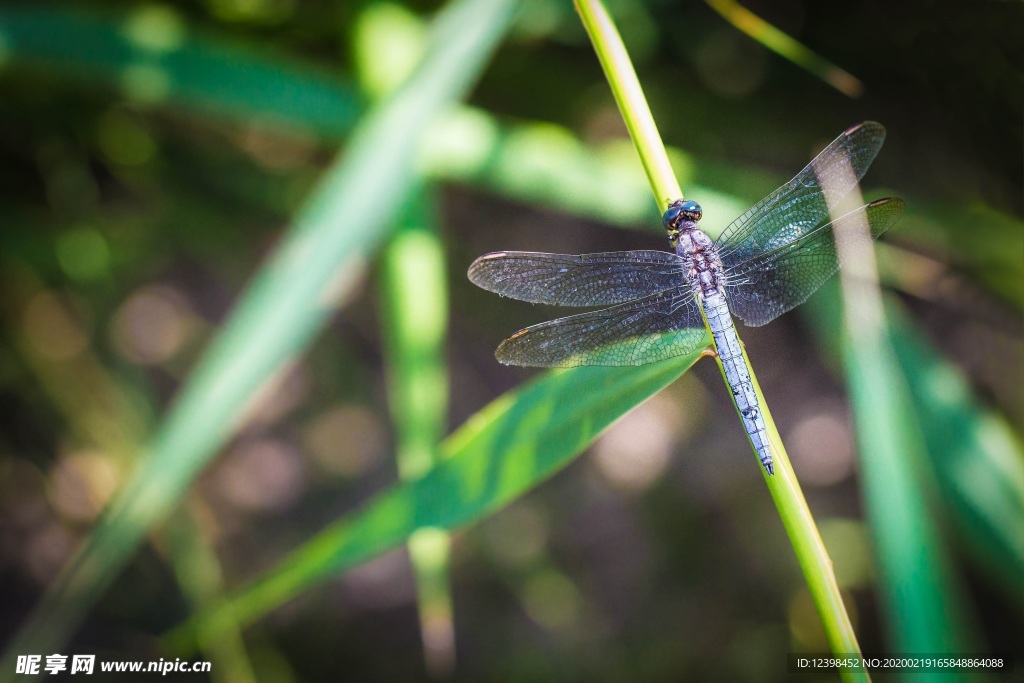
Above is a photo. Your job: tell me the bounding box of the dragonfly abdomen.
[677,222,773,474]
[701,289,775,475]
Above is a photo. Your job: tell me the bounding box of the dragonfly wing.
[715,122,887,264]
[496,289,708,367]
[724,198,905,326]
[468,250,685,306]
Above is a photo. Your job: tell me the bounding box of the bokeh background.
[0,0,1021,681]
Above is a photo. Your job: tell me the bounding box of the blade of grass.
[807,280,1024,612]
[885,307,1024,607]
[0,0,516,672]
[162,510,257,683]
[380,189,456,677]
[704,0,864,98]
[353,8,457,674]
[575,0,866,675]
[165,353,702,647]
[835,262,981,660]
[0,6,360,135]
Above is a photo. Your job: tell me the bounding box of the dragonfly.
[468,122,904,475]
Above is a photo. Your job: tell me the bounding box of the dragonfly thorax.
[676,227,725,297]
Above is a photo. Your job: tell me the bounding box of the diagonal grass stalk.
[704,0,864,98]
[574,0,867,676]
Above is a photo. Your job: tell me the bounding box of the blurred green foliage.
[0,1,1021,681]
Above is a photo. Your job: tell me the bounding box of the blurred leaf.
[354,3,429,98]
[885,299,1024,604]
[808,279,986,660]
[807,282,1024,606]
[0,6,361,134]
[168,353,702,645]
[0,0,516,668]
[419,108,753,230]
[843,329,977,658]
[380,189,456,676]
[704,0,863,97]
[163,512,256,683]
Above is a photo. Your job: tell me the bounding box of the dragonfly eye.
[662,199,702,230]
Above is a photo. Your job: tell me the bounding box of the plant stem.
[575,0,867,677]
[704,0,863,98]
[747,359,868,681]
[573,0,681,210]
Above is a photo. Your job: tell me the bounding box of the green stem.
[748,361,868,682]
[380,189,456,679]
[576,0,867,677]
[704,0,863,98]
[573,0,680,211]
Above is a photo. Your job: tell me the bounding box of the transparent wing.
[724,198,905,326]
[468,250,685,306]
[716,122,886,263]
[495,289,708,367]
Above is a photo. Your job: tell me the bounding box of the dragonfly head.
[663,199,702,241]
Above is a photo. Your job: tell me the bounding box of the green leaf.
[809,279,987,658]
[886,300,1024,605]
[380,189,457,676]
[705,0,864,97]
[0,0,516,670]
[0,6,361,134]
[167,354,701,646]
[807,281,1024,606]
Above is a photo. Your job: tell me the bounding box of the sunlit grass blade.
[808,282,1024,609]
[0,0,516,670]
[704,0,864,98]
[380,190,456,677]
[831,192,979,657]
[810,268,981,656]
[165,354,701,647]
[163,512,257,683]
[887,301,1024,606]
[356,6,455,672]
[0,6,360,134]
